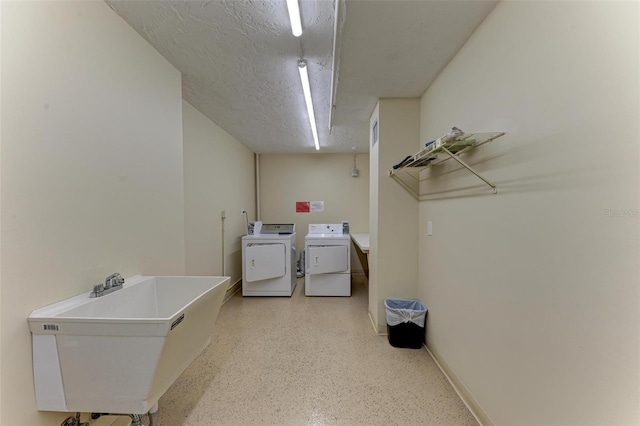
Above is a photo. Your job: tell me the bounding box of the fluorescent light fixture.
[298,60,320,151]
[286,0,302,37]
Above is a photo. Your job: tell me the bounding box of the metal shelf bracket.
[440,146,497,194]
[388,131,505,199]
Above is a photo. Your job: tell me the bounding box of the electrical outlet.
[221,210,226,219]
[241,208,247,215]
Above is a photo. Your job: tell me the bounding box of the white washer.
[242,224,296,297]
[305,223,351,296]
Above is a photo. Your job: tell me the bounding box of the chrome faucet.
[90,272,124,298]
[105,272,124,289]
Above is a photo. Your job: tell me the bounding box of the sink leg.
[128,414,143,426]
[148,410,159,426]
[148,403,159,426]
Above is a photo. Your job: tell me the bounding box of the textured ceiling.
[106,0,497,154]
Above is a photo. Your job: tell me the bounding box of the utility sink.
[28,275,230,414]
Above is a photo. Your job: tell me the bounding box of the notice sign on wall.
[296,201,310,213]
[296,201,325,213]
[310,201,324,213]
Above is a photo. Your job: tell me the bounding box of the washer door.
[307,245,348,274]
[245,243,286,282]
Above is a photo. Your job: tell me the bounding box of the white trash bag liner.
[384,299,427,327]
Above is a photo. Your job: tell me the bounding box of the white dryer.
[305,223,351,296]
[242,224,296,297]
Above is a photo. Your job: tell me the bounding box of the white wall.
[418,2,639,424]
[369,99,420,332]
[0,0,4,416]
[369,103,380,325]
[258,154,370,272]
[183,100,255,285]
[1,2,184,425]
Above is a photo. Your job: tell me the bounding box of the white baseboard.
[424,342,493,426]
[223,279,242,304]
[368,310,384,335]
[367,314,488,423]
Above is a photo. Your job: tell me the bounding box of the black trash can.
[384,299,427,349]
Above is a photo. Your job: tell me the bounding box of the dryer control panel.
[259,223,295,235]
[308,223,349,235]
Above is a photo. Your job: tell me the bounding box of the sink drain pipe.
[128,410,158,426]
[60,412,88,426]
[90,403,159,426]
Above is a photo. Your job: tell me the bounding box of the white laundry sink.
[28,275,230,414]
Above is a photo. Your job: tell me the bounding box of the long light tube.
[286,0,302,37]
[298,60,320,151]
[329,0,344,131]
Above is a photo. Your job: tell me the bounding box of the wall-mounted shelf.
[388,131,505,199]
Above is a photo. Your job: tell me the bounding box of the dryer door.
[245,243,286,282]
[307,245,348,275]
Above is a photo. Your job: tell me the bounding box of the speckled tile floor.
[157,277,478,426]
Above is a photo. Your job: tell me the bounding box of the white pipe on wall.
[221,210,226,276]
